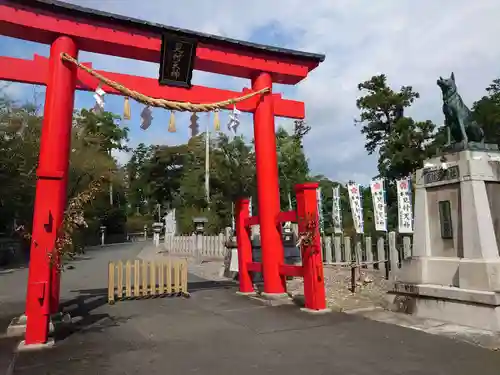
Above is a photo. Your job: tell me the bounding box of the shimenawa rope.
[60,53,270,112]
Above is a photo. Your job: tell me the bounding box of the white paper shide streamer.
[140,106,153,130]
[227,105,240,133]
[347,182,364,234]
[370,178,387,232]
[332,186,342,234]
[93,85,106,114]
[397,177,413,233]
[316,187,325,234]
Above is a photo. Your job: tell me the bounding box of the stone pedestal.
[388,149,500,331]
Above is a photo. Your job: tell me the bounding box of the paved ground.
[0,243,146,319]
[0,243,147,374]
[1,243,500,374]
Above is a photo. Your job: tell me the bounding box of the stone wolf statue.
[437,72,484,146]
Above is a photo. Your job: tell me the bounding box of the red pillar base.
[235,291,258,296]
[235,198,254,294]
[6,312,71,337]
[300,307,332,315]
[295,182,328,312]
[17,338,55,352]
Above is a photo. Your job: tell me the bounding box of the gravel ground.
[185,256,389,312]
[287,266,390,311]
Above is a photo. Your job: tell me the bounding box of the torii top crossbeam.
[0,0,325,85]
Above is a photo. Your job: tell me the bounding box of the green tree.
[276,126,310,208]
[473,78,500,145]
[76,109,130,153]
[0,94,128,249]
[178,135,209,210]
[0,97,40,233]
[355,74,439,180]
[355,75,442,230]
[378,117,438,180]
[124,125,311,235]
[74,108,130,208]
[126,143,156,214]
[208,134,256,232]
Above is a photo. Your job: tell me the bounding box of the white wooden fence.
[163,231,412,274]
[321,232,412,276]
[163,234,227,258]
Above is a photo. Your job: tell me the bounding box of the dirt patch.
[286,265,390,312]
[186,257,389,312]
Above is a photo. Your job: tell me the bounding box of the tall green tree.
[0,97,40,233]
[276,126,310,208]
[355,75,443,230]
[210,134,256,203]
[74,108,130,208]
[0,94,127,247]
[122,125,311,234]
[355,74,440,180]
[126,143,155,214]
[75,109,130,154]
[473,78,500,145]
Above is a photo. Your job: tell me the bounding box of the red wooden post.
[295,183,328,311]
[235,198,254,294]
[25,36,78,345]
[252,72,286,295]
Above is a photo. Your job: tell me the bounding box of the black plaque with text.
[438,200,453,239]
[423,165,459,185]
[159,34,197,88]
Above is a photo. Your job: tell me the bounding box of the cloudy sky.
[1,0,500,184]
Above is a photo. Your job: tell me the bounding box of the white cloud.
[11,0,500,184]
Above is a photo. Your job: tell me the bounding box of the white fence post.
[333,235,342,262]
[377,236,386,275]
[324,235,332,264]
[365,236,373,269]
[389,231,398,277]
[218,233,225,257]
[344,236,351,263]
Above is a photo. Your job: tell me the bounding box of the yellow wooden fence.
[108,258,189,304]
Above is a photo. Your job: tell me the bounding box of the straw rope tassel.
[213,110,220,132]
[168,111,176,132]
[60,53,270,113]
[123,97,131,120]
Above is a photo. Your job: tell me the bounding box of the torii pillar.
[24,36,78,347]
[252,72,286,295]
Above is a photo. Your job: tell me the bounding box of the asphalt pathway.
[1,243,499,374]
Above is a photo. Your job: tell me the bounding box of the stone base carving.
[393,257,500,291]
[387,282,500,331]
[391,149,500,331]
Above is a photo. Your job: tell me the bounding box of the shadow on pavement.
[54,278,235,341]
[188,279,237,292]
[55,289,125,342]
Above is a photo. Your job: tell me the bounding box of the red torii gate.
[0,0,326,348]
